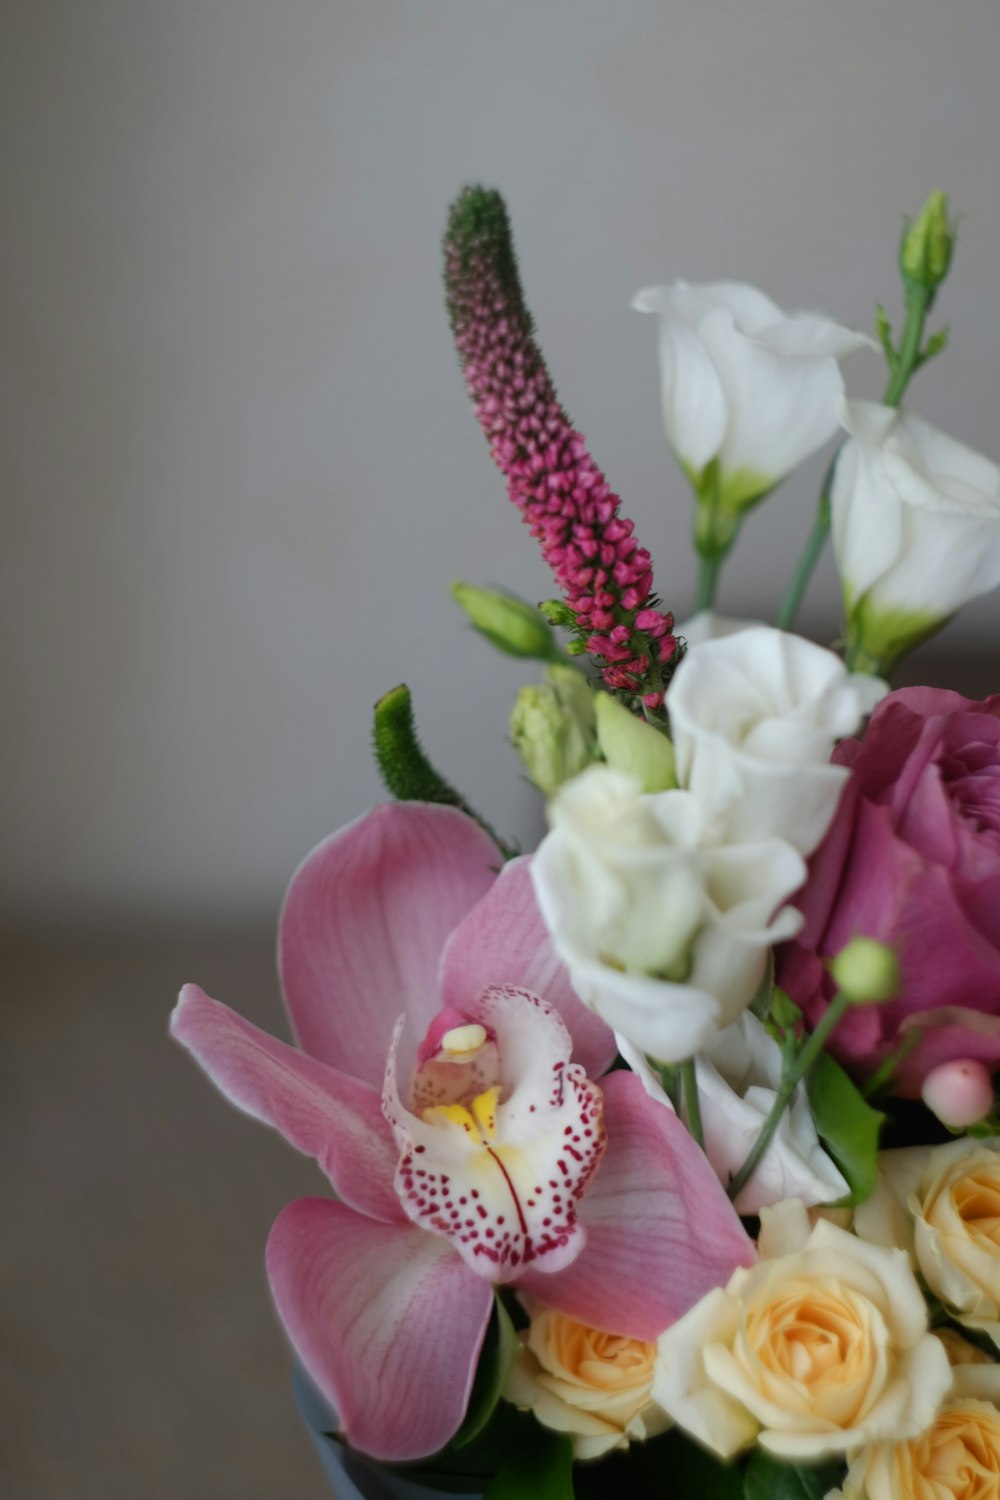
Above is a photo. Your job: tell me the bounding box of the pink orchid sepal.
[171,802,753,1461]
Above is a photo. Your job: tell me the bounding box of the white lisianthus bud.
[451,582,560,660]
[632,281,874,522]
[666,625,886,856]
[531,766,806,1062]
[830,938,901,1005]
[510,665,598,796]
[831,402,1000,673]
[594,693,677,792]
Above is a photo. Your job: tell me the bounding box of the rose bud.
[922,1059,994,1129]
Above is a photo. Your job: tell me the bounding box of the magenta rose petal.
[782,686,1000,1095]
[518,1070,754,1340]
[171,985,404,1224]
[279,802,499,1087]
[267,1198,493,1462]
[438,855,618,1078]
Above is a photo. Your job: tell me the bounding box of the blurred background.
[3,2,999,1495]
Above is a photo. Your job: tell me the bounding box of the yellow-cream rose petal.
[656,1210,953,1462]
[506,1303,668,1461]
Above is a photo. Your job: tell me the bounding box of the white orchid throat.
[383,986,606,1283]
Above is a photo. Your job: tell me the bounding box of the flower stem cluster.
[444,186,678,710]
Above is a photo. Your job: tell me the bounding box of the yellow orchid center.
[423,1085,502,1143]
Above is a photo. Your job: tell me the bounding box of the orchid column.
[444,187,678,713]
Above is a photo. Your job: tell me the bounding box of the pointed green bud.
[830,938,901,1006]
[509,665,598,796]
[900,191,955,291]
[451,582,560,660]
[594,693,677,792]
[538,599,577,628]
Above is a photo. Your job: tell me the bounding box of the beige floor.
[2,929,331,1499]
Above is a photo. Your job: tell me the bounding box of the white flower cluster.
[532,621,885,1208]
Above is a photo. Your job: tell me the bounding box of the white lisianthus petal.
[618,1018,847,1213]
[633,281,874,493]
[678,611,764,648]
[666,626,886,854]
[832,402,1000,660]
[632,287,729,474]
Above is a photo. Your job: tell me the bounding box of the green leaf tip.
[372,683,516,859]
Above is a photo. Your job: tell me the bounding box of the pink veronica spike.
[444,186,678,711]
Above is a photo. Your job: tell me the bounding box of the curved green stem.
[681,1058,705,1151]
[727,990,851,1202]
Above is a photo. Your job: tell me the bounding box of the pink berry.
[922,1059,994,1128]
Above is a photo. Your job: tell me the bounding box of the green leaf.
[451,1296,520,1449]
[372,683,515,858]
[808,1052,885,1206]
[744,1449,844,1500]
[483,1423,574,1500]
[770,985,801,1033]
[874,302,897,367]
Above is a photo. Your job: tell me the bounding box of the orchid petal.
[170,985,404,1223]
[383,989,606,1284]
[267,1197,493,1461]
[280,803,498,1087]
[440,856,617,1078]
[520,1071,755,1340]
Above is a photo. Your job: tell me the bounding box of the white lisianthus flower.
[653,1199,953,1462]
[666,625,887,856]
[632,281,874,516]
[832,402,1000,672]
[531,766,805,1062]
[618,1015,849,1213]
[855,1138,1000,1348]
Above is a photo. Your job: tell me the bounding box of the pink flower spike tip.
[444,187,678,709]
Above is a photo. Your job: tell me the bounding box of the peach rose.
[505,1302,669,1459]
[855,1139,1000,1347]
[653,1199,952,1461]
[838,1363,1000,1499]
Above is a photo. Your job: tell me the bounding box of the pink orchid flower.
[171,802,753,1462]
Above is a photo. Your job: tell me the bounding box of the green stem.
[681,1058,705,1151]
[775,487,833,630]
[727,990,851,1201]
[693,553,723,613]
[775,282,933,632]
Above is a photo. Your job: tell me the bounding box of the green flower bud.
[900,191,955,291]
[830,937,901,1006]
[594,693,677,792]
[509,665,598,796]
[451,582,558,660]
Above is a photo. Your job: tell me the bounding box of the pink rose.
[778,686,1000,1096]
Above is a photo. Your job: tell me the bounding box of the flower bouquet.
[172,187,1000,1499]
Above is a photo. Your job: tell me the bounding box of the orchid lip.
[383,989,607,1284]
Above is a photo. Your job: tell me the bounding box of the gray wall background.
[4,0,1000,930]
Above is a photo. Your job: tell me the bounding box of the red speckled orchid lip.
[383,987,606,1284]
